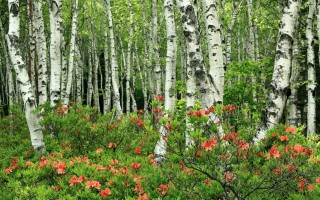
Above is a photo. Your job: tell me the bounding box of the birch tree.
[47,0,62,106]
[64,0,78,106]
[254,0,301,142]
[106,0,122,118]
[34,0,48,105]
[126,0,133,113]
[7,0,45,152]
[201,0,224,103]
[154,0,177,163]
[306,0,316,136]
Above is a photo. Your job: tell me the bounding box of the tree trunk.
[48,0,62,106]
[75,42,83,104]
[126,0,133,113]
[201,0,224,103]
[103,21,111,114]
[34,0,48,105]
[7,0,45,152]
[106,0,122,118]
[176,0,214,108]
[64,0,78,106]
[154,0,177,163]
[307,0,316,135]
[254,0,301,142]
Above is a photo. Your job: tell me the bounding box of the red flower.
[157,184,168,196]
[134,183,144,194]
[138,193,149,200]
[153,107,161,114]
[130,162,142,170]
[86,180,101,190]
[4,168,13,174]
[239,142,249,150]
[279,135,289,141]
[201,138,218,151]
[110,159,119,166]
[225,173,232,181]
[52,161,66,174]
[223,132,238,141]
[156,95,165,101]
[285,127,296,134]
[96,148,103,153]
[267,145,280,159]
[101,188,111,199]
[203,178,211,185]
[205,106,214,115]
[108,142,117,148]
[308,184,314,191]
[286,164,295,172]
[315,177,320,184]
[26,161,34,166]
[134,148,142,154]
[193,110,206,117]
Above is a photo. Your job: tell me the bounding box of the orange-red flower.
[201,138,218,151]
[26,161,34,166]
[157,184,168,196]
[138,193,149,200]
[223,132,238,141]
[52,161,66,174]
[285,127,296,134]
[203,178,211,185]
[96,148,103,153]
[279,135,289,141]
[86,180,101,190]
[156,95,165,101]
[134,148,142,154]
[267,145,280,159]
[108,142,117,148]
[130,162,142,170]
[225,173,232,181]
[193,110,206,117]
[101,188,111,199]
[316,177,320,184]
[308,184,314,191]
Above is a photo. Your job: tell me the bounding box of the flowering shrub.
[0,101,319,199]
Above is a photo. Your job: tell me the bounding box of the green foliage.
[0,102,320,199]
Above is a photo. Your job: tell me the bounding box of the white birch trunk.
[106,0,122,118]
[202,0,224,103]
[60,37,67,101]
[226,1,241,66]
[254,0,301,142]
[64,0,78,106]
[152,0,162,96]
[307,0,316,136]
[126,0,133,113]
[7,0,45,151]
[34,0,48,105]
[28,1,37,102]
[176,0,214,109]
[75,43,83,104]
[87,46,93,106]
[93,39,100,108]
[286,18,301,127]
[48,0,62,106]
[104,22,112,114]
[154,0,177,163]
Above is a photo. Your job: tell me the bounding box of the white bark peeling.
[254,0,301,142]
[202,0,224,103]
[307,0,316,136]
[48,0,62,106]
[7,0,45,151]
[154,0,177,163]
[34,0,48,105]
[64,0,78,106]
[106,0,122,118]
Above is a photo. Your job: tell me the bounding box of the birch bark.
[254,0,301,142]
[106,0,122,118]
[7,0,45,151]
[47,0,62,106]
[64,0,78,106]
[306,0,316,136]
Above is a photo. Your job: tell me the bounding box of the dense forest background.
[0,0,319,145]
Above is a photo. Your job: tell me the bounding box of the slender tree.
[254,0,301,142]
[7,0,45,152]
